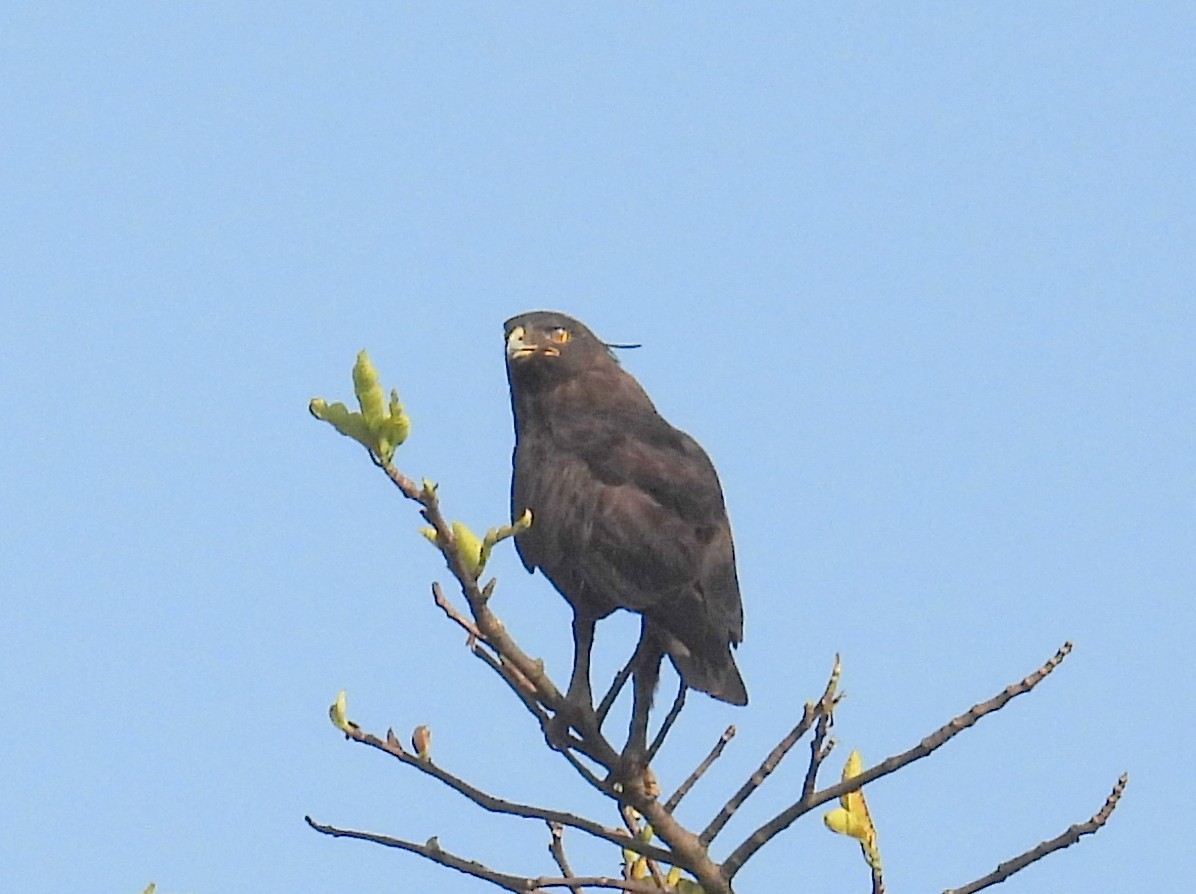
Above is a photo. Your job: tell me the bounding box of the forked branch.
[944,772,1128,894]
[308,424,1124,894]
[305,816,665,894]
[723,643,1076,879]
[702,657,840,846]
[329,722,677,864]
[545,823,582,894]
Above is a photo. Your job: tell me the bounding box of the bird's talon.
[614,749,652,789]
[545,699,600,751]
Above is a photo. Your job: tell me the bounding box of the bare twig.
[529,878,666,893]
[306,815,530,892]
[702,656,840,846]
[465,646,615,797]
[665,725,736,814]
[596,656,636,726]
[944,773,1128,894]
[307,815,665,894]
[436,585,617,797]
[800,698,835,802]
[645,682,686,764]
[409,470,570,710]
[373,454,422,498]
[432,580,484,643]
[339,724,676,864]
[559,742,618,796]
[469,636,543,707]
[331,446,1117,894]
[546,822,583,894]
[723,643,1074,880]
[700,703,816,846]
[383,457,626,782]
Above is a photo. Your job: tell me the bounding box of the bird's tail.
[668,648,748,706]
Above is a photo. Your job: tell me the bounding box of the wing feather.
[512,400,742,645]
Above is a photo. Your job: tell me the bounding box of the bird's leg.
[566,610,598,715]
[620,626,664,781]
[545,612,599,749]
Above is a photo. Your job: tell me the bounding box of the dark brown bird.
[504,311,746,752]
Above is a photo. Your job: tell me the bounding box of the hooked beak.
[506,326,560,360]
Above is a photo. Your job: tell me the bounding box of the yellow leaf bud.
[412,724,432,760]
[352,350,387,426]
[824,748,881,871]
[329,690,353,734]
[452,521,484,577]
[310,399,376,448]
[383,388,411,446]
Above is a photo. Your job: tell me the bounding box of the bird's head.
[504,311,614,387]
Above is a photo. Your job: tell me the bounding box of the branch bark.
[702,657,840,846]
[337,723,677,864]
[305,815,532,892]
[665,725,736,814]
[723,643,1074,880]
[943,773,1128,894]
[546,822,582,894]
[307,439,1123,894]
[306,816,666,894]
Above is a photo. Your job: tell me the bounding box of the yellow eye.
[549,328,571,344]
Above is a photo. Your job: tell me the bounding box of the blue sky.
[2,4,1192,893]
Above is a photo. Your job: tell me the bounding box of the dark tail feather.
[668,649,748,706]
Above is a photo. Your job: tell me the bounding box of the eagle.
[504,311,746,753]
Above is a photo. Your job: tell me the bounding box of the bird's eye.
[549,328,571,344]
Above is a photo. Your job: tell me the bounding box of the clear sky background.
[2,4,1192,893]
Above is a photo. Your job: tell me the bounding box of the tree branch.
[317,441,1117,894]
[723,642,1074,879]
[336,723,677,864]
[529,878,669,893]
[305,815,530,892]
[377,457,629,786]
[596,656,636,726]
[465,644,617,798]
[620,774,732,894]
[546,822,583,894]
[307,814,667,894]
[702,656,840,846]
[665,725,736,814]
[381,462,568,711]
[944,773,1128,894]
[619,806,668,890]
[431,579,485,644]
[800,691,836,802]
[646,682,686,764]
